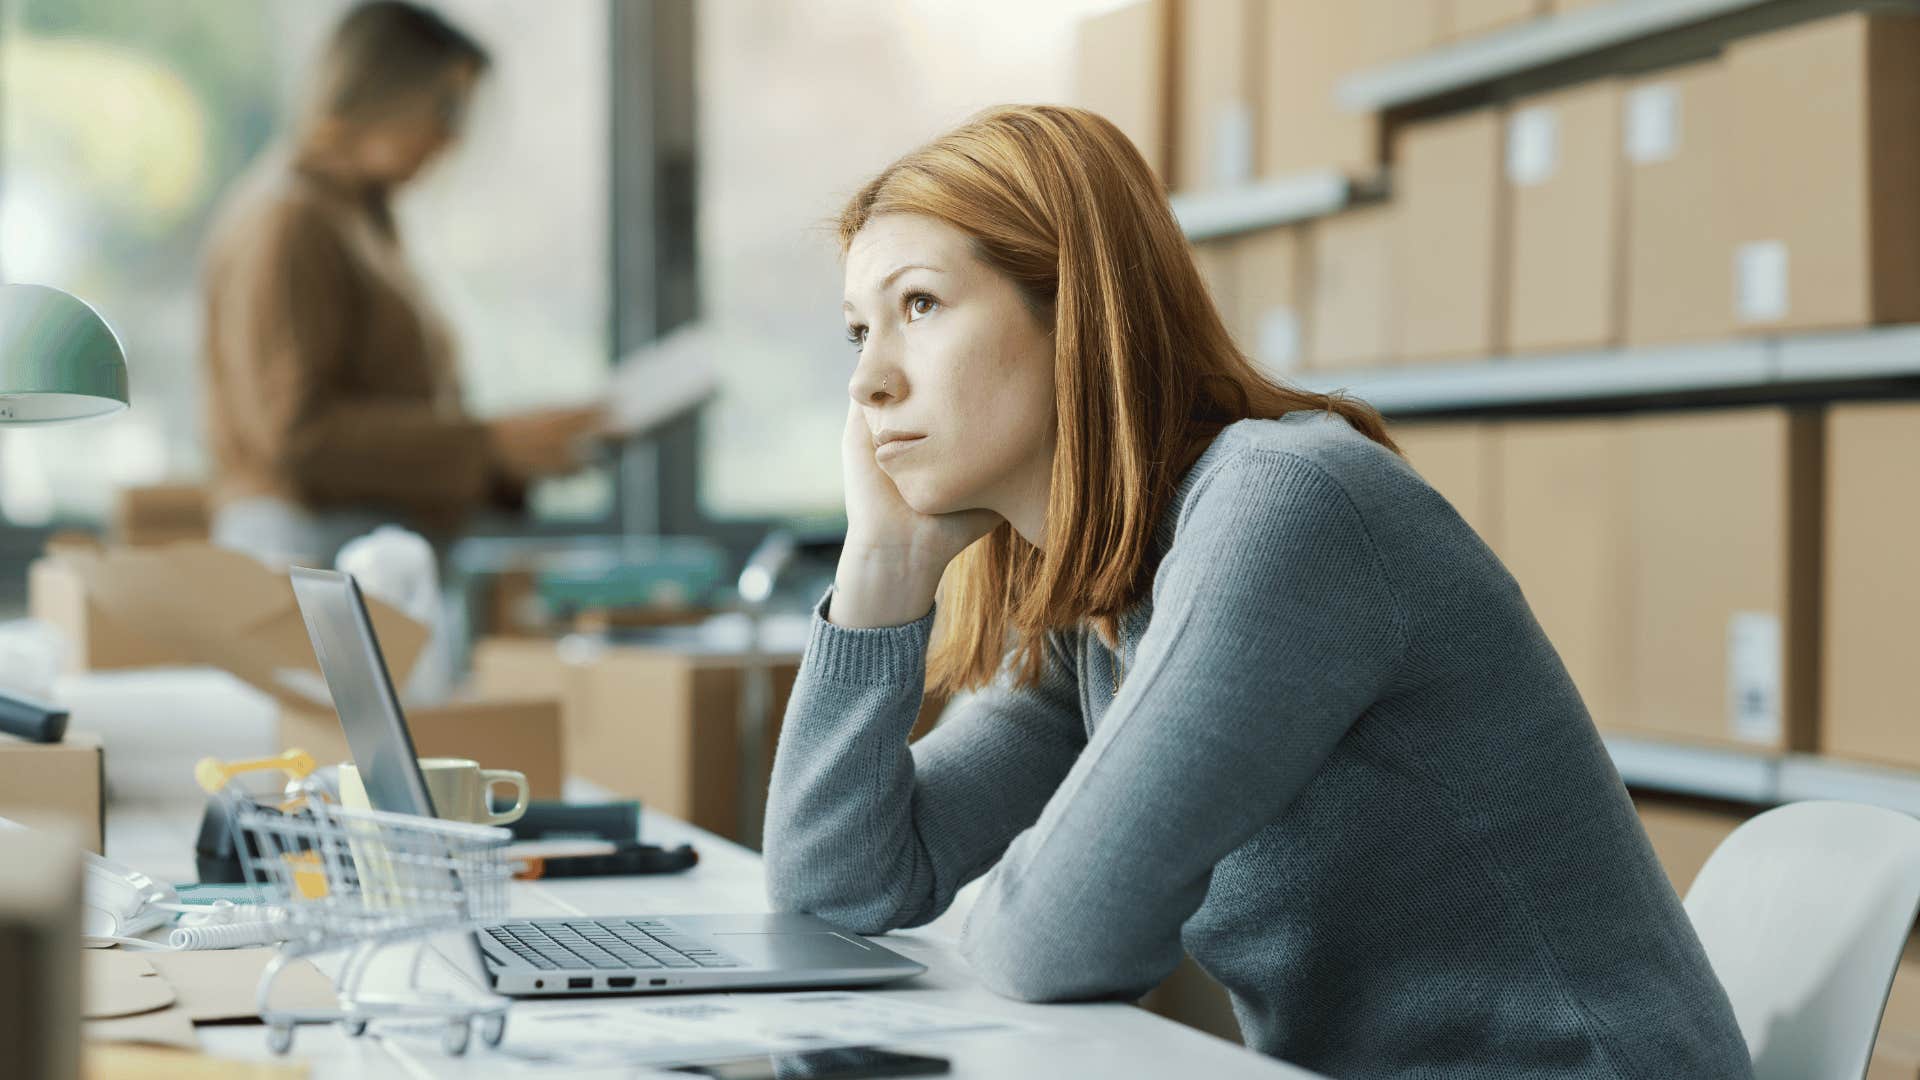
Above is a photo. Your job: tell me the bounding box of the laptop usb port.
[568,977,592,989]
[649,978,667,986]
[608,977,636,988]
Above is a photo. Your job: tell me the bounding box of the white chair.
[1684,800,1920,1080]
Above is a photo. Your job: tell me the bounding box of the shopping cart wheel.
[480,1012,507,1047]
[345,1017,369,1037]
[268,1022,295,1054]
[442,1019,471,1056]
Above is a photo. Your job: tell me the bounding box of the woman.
[201,1,601,565]
[762,105,1753,1078]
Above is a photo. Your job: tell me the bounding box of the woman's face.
[843,212,1058,523]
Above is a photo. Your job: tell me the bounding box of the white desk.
[105,800,1320,1078]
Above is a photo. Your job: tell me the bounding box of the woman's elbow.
[964,924,1159,1004]
[764,866,908,937]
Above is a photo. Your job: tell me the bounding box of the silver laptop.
[288,566,926,997]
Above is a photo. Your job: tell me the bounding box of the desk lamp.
[0,284,130,741]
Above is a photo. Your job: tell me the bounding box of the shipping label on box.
[1735,241,1790,324]
[1506,107,1559,186]
[1727,612,1783,745]
[1625,84,1681,164]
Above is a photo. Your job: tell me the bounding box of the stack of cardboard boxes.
[1133,9,1920,371]
[1079,2,1920,762]
[1393,400,1920,774]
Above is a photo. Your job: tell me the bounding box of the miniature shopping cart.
[194,750,513,1056]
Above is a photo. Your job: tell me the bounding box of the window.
[0,0,611,525]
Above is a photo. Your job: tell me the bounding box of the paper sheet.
[606,324,721,440]
[144,948,337,1023]
[485,991,1033,1069]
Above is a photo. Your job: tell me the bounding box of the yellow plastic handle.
[194,749,319,796]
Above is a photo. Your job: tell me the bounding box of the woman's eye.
[906,292,938,320]
[844,325,866,349]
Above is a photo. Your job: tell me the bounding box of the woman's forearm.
[762,589,1088,936]
[762,592,944,932]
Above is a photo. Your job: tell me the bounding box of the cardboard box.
[1505,80,1625,353]
[1176,0,1261,191]
[1631,795,1744,897]
[1726,13,1920,333]
[30,542,426,684]
[1192,240,1240,343]
[473,636,948,845]
[1548,0,1610,12]
[110,484,210,548]
[1231,225,1311,377]
[1625,408,1822,753]
[281,697,565,800]
[1309,206,1397,369]
[1449,0,1546,39]
[1395,107,1506,362]
[0,731,104,853]
[1391,421,1500,547]
[1259,1,1442,181]
[473,636,798,844]
[30,556,194,672]
[1073,0,1175,181]
[1821,402,1920,770]
[1623,61,1736,346]
[1496,418,1634,729]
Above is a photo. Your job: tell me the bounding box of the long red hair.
[838,104,1398,694]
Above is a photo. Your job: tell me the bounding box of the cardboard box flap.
[47,542,426,709]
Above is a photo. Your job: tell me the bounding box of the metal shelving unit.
[1604,735,1782,805]
[1170,170,1351,243]
[1337,0,1774,111]
[1289,326,1920,415]
[1605,735,1920,819]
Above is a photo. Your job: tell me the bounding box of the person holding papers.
[762,105,1753,1079]
[200,1,603,564]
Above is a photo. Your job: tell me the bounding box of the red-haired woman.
[762,105,1752,1079]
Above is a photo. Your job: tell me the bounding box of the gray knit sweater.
[764,412,1754,1079]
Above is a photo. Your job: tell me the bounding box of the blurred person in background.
[201,0,604,565]
[761,105,1753,1078]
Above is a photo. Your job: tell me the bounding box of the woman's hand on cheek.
[832,402,1001,629]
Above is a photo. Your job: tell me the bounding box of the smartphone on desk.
[670,1045,950,1079]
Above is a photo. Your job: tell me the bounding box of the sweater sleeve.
[210,196,494,514]
[762,586,1086,933]
[958,449,1410,1003]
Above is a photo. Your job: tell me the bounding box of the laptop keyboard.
[487,919,742,971]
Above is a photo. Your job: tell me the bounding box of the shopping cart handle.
[195,749,320,795]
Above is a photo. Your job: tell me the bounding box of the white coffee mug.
[337,757,529,826]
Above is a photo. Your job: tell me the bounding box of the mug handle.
[480,769,531,826]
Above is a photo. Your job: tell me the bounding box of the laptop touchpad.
[710,931,873,967]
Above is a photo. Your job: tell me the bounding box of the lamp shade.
[0,284,129,424]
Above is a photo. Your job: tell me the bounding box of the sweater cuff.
[800,584,935,685]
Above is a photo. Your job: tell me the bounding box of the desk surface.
[106,800,1319,1078]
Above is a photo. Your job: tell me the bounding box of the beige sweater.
[201,149,502,528]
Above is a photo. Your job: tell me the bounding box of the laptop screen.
[288,566,437,818]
